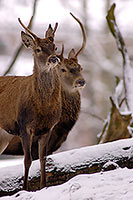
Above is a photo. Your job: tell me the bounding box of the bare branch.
[81,110,104,122]
[4,0,38,76]
[106,3,133,112]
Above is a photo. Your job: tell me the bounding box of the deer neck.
[33,61,61,104]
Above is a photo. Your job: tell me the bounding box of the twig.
[81,110,104,122]
[119,97,126,108]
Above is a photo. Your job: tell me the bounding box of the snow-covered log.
[1,138,133,196]
[1,168,133,200]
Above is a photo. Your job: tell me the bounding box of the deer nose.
[76,79,86,87]
[48,56,60,64]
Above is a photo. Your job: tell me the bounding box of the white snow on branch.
[111,19,133,112]
[113,79,124,108]
[123,52,133,112]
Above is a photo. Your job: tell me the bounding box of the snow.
[113,79,124,108]
[0,159,40,191]
[46,138,133,173]
[0,155,23,169]
[123,52,133,112]
[1,167,133,200]
[0,138,133,197]
[0,1,133,199]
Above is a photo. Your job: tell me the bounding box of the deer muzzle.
[75,79,86,89]
[48,55,60,64]
[46,55,60,71]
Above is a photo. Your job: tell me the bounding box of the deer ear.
[21,31,35,48]
[68,48,75,59]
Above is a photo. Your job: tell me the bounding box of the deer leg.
[38,135,47,189]
[20,132,33,190]
[39,131,52,189]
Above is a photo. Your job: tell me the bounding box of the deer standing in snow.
[0,19,61,190]
[3,13,86,162]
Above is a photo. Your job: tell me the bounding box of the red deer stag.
[3,13,86,160]
[0,19,62,190]
[46,12,86,155]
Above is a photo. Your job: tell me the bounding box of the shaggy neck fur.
[33,58,61,110]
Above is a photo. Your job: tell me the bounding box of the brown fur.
[4,13,87,159]
[27,55,84,159]
[0,20,61,190]
[4,55,85,159]
[47,57,82,154]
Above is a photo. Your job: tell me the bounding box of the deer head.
[18,18,58,71]
[57,13,86,92]
[57,46,85,92]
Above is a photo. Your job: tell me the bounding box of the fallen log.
[0,138,133,196]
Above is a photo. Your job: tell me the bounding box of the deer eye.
[49,37,54,42]
[35,48,41,54]
[70,69,75,73]
[61,68,66,72]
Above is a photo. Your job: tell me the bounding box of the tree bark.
[97,97,131,144]
[106,3,133,112]
[98,4,133,144]
[1,138,133,196]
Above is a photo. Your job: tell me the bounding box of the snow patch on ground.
[1,168,133,200]
[0,138,133,199]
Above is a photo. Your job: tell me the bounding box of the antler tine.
[70,12,86,57]
[56,44,64,60]
[60,44,64,57]
[18,18,38,40]
[52,22,58,35]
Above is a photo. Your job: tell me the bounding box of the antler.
[70,13,86,57]
[52,22,58,35]
[18,18,38,40]
[60,44,64,58]
[45,23,58,38]
[56,44,64,61]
